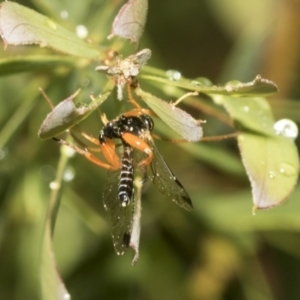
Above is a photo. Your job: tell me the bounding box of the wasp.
[98,113,193,255]
[50,103,193,256]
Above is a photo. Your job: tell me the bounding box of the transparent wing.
[102,170,135,255]
[146,140,193,211]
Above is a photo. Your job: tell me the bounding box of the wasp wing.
[146,140,193,211]
[102,169,135,255]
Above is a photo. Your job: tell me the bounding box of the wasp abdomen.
[118,145,134,206]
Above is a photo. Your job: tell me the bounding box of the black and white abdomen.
[118,144,134,206]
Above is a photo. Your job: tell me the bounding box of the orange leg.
[71,128,121,169]
[53,137,120,170]
[72,127,100,145]
[121,132,153,167]
[99,138,121,169]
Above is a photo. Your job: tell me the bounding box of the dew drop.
[63,167,76,182]
[76,25,88,39]
[273,119,298,140]
[190,80,201,87]
[49,181,60,190]
[166,70,181,81]
[0,148,8,160]
[63,292,71,300]
[39,165,55,181]
[224,80,242,92]
[81,77,90,87]
[278,163,297,177]
[63,146,76,157]
[193,77,213,87]
[268,171,276,179]
[60,10,69,20]
[45,19,57,30]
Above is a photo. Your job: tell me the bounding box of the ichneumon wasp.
[98,112,193,256]
[51,110,193,257]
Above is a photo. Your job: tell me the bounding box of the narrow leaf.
[135,86,203,142]
[0,1,100,59]
[140,74,278,97]
[39,80,115,139]
[0,55,76,76]
[109,0,148,44]
[40,226,71,300]
[238,132,299,209]
[40,145,72,300]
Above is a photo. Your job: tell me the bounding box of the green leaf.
[217,95,299,209]
[109,0,148,45]
[39,80,115,139]
[140,73,278,97]
[0,55,76,76]
[0,1,100,59]
[238,132,299,210]
[216,96,275,135]
[135,86,203,141]
[40,145,72,300]
[40,226,70,300]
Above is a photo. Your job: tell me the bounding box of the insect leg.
[52,137,119,170]
[121,133,153,167]
[100,138,121,169]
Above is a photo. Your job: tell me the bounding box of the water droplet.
[273,119,298,140]
[0,148,8,160]
[63,146,76,157]
[166,70,181,81]
[63,166,75,182]
[190,80,201,87]
[45,19,57,30]
[63,292,71,300]
[49,181,60,190]
[39,165,55,181]
[226,80,242,87]
[76,25,88,39]
[193,77,212,87]
[268,171,276,179]
[224,80,242,92]
[243,106,249,112]
[81,77,90,87]
[278,163,297,177]
[60,10,69,19]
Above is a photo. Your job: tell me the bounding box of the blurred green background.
[0,0,300,299]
